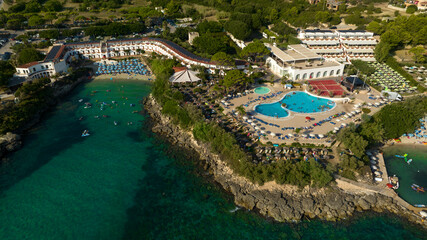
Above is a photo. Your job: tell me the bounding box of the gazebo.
[169,68,201,83]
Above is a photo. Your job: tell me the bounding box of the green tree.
[17,48,44,65]
[166,0,181,16]
[236,105,246,116]
[240,41,270,62]
[44,0,63,12]
[374,42,391,62]
[196,20,223,34]
[192,33,229,56]
[366,21,384,35]
[315,11,331,23]
[406,5,417,14]
[0,61,15,88]
[225,20,251,40]
[24,0,41,13]
[28,15,45,27]
[221,69,252,92]
[211,52,235,66]
[409,46,426,63]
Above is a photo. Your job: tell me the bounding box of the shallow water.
[0,80,426,239]
[384,144,427,206]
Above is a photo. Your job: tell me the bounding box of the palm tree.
[236,105,246,116]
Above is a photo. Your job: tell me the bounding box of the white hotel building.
[265,44,345,81]
[298,30,377,62]
[14,37,234,80]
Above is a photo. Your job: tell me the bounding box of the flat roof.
[304,30,333,33]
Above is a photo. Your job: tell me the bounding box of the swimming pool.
[254,87,271,94]
[254,91,336,118]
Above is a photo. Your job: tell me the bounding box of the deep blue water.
[0,80,426,239]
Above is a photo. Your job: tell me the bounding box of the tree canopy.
[0,61,15,88]
[211,52,235,66]
[17,48,44,65]
[240,41,270,62]
[224,20,251,40]
[220,69,252,92]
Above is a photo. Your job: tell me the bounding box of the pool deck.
[224,83,386,146]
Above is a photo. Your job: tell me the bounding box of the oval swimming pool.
[254,91,336,118]
[254,87,271,94]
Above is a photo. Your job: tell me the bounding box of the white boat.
[374,177,383,182]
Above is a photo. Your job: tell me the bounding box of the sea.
[384,144,427,206]
[0,79,426,240]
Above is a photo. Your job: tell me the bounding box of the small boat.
[78,99,83,102]
[411,184,425,192]
[130,103,135,107]
[114,121,118,126]
[79,116,84,121]
[414,204,426,208]
[81,130,90,137]
[106,90,111,92]
[388,175,399,190]
[102,115,109,118]
[112,101,117,104]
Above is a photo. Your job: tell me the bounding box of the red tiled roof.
[17,61,39,68]
[173,67,187,72]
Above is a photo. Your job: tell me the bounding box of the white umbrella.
[255,126,260,130]
[341,123,347,127]
[370,160,377,164]
[332,130,337,134]
[302,134,308,138]
[318,134,324,138]
[371,156,377,160]
[288,133,293,137]
[374,171,381,176]
[309,133,315,137]
[334,127,340,131]
[243,116,248,120]
[261,130,266,134]
[420,211,427,217]
[371,165,378,170]
[270,132,276,137]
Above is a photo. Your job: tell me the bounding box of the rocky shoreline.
[0,76,88,160]
[144,95,427,228]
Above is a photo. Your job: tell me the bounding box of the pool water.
[254,87,271,94]
[384,144,427,206]
[255,91,336,118]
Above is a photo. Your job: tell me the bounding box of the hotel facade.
[265,44,345,81]
[297,30,377,62]
[14,37,233,80]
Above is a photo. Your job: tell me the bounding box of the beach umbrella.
[243,116,248,120]
[305,117,311,120]
[309,133,315,138]
[334,127,340,131]
[302,134,308,138]
[370,160,377,164]
[260,130,266,134]
[288,133,293,137]
[255,126,260,130]
[318,134,324,138]
[270,132,276,137]
[371,165,378,170]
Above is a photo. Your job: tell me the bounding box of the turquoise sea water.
[384,144,427,206]
[0,80,426,239]
[255,91,335,118]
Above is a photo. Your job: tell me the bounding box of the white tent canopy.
[169,69,201,83]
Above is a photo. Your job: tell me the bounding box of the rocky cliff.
[144,95,427,227]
